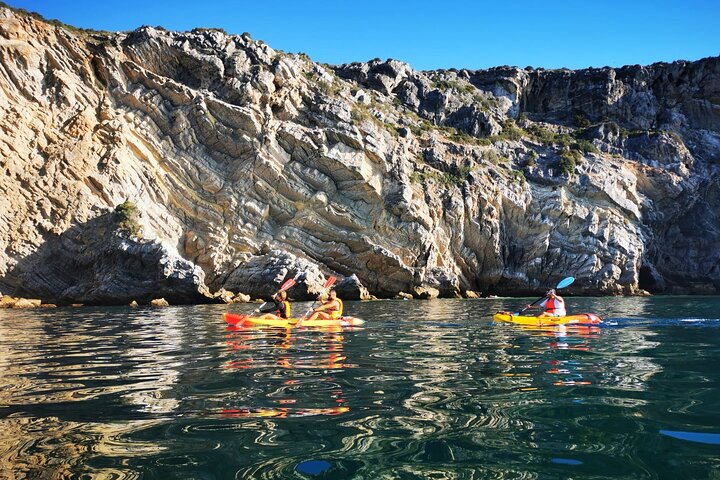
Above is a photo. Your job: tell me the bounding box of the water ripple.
[2,300,720,478]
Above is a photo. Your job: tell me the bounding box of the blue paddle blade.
[556,277,575,289]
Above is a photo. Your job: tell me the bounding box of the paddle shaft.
[518,296,546,315]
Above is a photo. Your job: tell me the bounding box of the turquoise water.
[1,297,719,479]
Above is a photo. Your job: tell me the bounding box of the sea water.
[1,297,719,479]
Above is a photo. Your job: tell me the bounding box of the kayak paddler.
[532,289,566,317]
[257,291,291,320]
[541,289,567,317]
[304,289,343,321]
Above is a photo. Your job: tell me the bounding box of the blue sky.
[6,0,719,70]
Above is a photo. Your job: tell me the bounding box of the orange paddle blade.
[279,278,296,292]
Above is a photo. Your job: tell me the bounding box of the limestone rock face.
[412,286,440,300]
[0,7,719,303]
[5,214,211,305]
[222,250,327,300]
[335,274,371,300]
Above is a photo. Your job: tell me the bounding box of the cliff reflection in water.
[0,308,188,477]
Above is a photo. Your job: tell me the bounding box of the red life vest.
[545,297,566,315]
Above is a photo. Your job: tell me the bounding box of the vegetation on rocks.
[114,201,141,237]
[510,170,526,184]
[573,139,599,154]
[411,164,474,188]
[557,150,582,176]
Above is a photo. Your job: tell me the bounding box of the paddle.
[299,275,337,322]
[516,276,575,315]
[232,274,302,326]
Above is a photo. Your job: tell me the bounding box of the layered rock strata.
[1,6,719,303]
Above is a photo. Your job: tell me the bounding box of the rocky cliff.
[1,6,719,304]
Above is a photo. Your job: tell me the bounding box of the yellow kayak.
[493,311,602,326]
[224,313,365,328]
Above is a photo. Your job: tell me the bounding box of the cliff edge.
[1,6,719,303]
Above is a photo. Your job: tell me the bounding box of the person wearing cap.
[537,289,566,317]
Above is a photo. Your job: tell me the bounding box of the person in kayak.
[257,291,291,320]
[538,289,566,317]
[305,289,343,321]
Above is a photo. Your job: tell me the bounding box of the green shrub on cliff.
[510,170,526,184]
[574,114,592,128]
[409,119,434,136]
[526,150,538,166]
[573,139,599,154]
[498,119,524,141]
[451,164,473,183]
[432,79,459,91]
[114,201,141,237]
[192,27,228,35]
[450,130,479,144]
[555,133,573,148]
[558,151,581,176]
[528,125,552,144]
[527,124,577,148]
[317,79,342,96]
[473,94,498,112]
[411,164,473,188]
[351,105,375,124]
[383,122,400,138]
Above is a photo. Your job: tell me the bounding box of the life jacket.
[545,297,566,316]
[275,300,291,319]
[327,298,343,319]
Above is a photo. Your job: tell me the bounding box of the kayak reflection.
[497,322,603,389]
[221,325,354,418]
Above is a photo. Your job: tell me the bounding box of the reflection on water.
[1,298,719,478]
[221,325,351,419]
